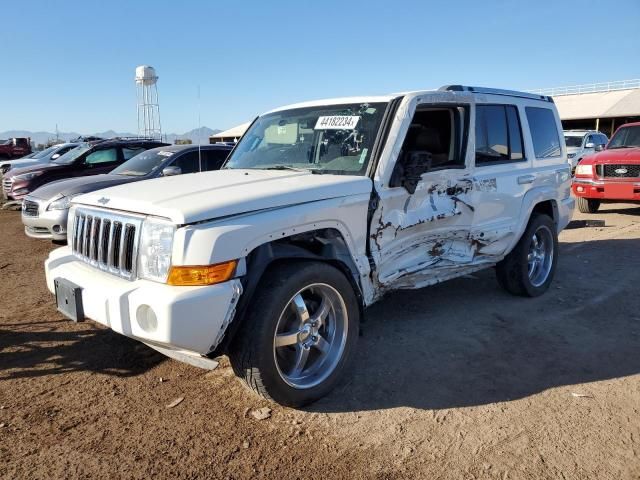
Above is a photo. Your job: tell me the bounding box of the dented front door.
[369,97,477,292]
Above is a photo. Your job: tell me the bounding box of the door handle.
[517,174,536,185]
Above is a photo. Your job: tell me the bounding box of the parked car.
[2,138,168,200]
[563,130,608,172]
[572,122,640,213]
[22,144,232,241]
[45,86,573,406]
[0,143,79,175]
[0,137,32,159]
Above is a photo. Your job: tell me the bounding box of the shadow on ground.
[0,321,165,379]
[310,237,640,412]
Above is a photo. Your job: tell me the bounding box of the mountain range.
[0,127,221,147]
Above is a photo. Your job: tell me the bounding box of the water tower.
[135,65,162,139]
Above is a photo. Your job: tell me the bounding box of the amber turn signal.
[167,260,238,286]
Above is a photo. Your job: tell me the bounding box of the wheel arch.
[209,228,365,357]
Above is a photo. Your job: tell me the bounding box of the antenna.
[135,65,162,140]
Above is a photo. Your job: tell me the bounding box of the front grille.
[71,207,143,280]
[599,164,640,178]
[2,177,12,193]
[22,199,39,217]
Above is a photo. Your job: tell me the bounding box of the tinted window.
[172,151,200,174]
[525,107,561,158]
[111,148,175,176]
[608,125,640,148]
[475,105,524,164]
[203,149,229,171]
[85,148,118,164]
[598,134,608,145]
[122,147,147,160]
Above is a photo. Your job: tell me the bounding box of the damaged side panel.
[369,173,515,298]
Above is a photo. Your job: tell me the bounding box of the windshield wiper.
[263,165,308,172]
[608,145,636,149]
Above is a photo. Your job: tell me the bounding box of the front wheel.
[576,197,600,214]
[496,214,558,297]
[229,261,359,407]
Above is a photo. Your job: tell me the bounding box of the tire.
[576,197,600,214]
[496,214,558,297]
[229,261,360,407]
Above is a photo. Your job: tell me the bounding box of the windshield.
[225,102,388,175]
[31,145,58,159]
[111,148,173,176]
[53,143,91,164]
[608,125,640,149]
[564,135,584,148]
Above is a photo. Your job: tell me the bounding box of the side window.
[171,151,200,174]
[122,147,146,160]
[585,135,594,146]
[399,106,467,170]
[525,107,561,158]
[57,146,74,156]
[84,148,118,165]
[475,105,524,164]
[598,134,608,145]
[203,149,229,171]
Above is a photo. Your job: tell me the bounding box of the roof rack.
[439,85,553,103]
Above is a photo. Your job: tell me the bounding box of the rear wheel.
[496,214,558,297]
[576,197,600,214]
[229,261,359,407]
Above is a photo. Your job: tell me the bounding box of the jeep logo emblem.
[97,197,110,205]
[615,168,628,175]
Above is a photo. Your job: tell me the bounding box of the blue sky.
[2,0,639,133]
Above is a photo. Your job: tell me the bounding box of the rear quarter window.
[525,107,561,159]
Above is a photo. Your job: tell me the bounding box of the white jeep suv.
[45,86,574,406]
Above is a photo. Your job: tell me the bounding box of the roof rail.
[439,85,553,102]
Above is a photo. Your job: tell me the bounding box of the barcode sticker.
[314,116,360,130]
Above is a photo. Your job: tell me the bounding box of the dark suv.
[3,138,168,200]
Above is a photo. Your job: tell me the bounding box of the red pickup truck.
[572,122,640,213]
[0,137,32,159]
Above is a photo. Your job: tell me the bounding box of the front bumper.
[22,203,69,241]
[572,178,640,201]
[45,247,243,356]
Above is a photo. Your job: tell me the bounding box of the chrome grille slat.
[71,207,142,280]
[22,199,39,217]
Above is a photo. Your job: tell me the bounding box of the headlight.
[13,171,42,181]
[575,164,594,176]
[138,218,176,283]
[567,153,576,159]
[47,195,73,211]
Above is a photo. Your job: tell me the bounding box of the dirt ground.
[1,203,639,480]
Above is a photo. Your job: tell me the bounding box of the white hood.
[73,169,373,224]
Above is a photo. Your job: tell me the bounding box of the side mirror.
[585,142,595,149]
[595,144,605,152]
[390,150,432,194]
[162,166,182,176]
[51,153,60,160]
